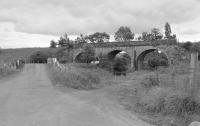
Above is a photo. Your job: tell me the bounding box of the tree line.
[50,22,176,48]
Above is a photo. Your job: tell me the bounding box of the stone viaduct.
[72,40,177,70]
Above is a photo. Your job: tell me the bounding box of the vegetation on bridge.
[49,22,177,48]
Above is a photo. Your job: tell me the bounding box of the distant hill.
[0,48,59,63]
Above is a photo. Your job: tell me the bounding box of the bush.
[55,48,73,63]
[98,57,113,72]
[80,43,96,63]
[29,51,52,63]
[98,52,131,75]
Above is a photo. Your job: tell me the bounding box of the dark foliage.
[114,26,135,42]
[55,48,73,63]
[86,32,110,43]
[50,40,57,48]
[80,43,96,63]
[29,51,52,63]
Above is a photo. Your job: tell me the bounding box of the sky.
[0,0,200,48]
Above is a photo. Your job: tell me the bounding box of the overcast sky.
[0,0,200,48]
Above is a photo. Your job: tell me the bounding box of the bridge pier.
[130,50,137,70]
[130,58,134,70]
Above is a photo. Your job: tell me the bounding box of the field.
[0,48,58,63]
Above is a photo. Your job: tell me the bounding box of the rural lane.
[0,64,152,126]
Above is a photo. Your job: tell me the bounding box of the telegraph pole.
[189,52,199,97]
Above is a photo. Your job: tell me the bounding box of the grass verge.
[117,64,200,126]
[0,67,20,80]
[47,63,114,90]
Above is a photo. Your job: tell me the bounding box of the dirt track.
[0,64,152,126]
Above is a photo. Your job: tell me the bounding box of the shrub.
[98,57,113,72]
[80,43,96,63]
[55,48,73,63]
[113,56,129,73]
[29,51,52,63]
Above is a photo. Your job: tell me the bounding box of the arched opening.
[74,53,84,63]
[29,51,50,63]
[107,50,131,75]
[137,49,169,70]
[107,50,122,60]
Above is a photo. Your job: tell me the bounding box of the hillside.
[0,48,59,63]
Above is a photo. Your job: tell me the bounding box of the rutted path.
[0,64,152,126]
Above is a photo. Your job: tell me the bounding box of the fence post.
[189,52,198,97]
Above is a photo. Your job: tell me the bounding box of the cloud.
[0,0,200,36]
[0,0,200,48]
[181,29,200,35]
[0,30,59,48]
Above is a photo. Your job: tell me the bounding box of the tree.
[29,51,52,63]
[58,36,66,47]
[63,33,74,49]
[81,43,95,63]
[58,33,72,47]
[142,32,149,41]
[55,48,72,63]
[75,34,87,44]
[141,28,163,41]
[142,32,154,41]
[137,36,142,41]
[181,42,193,51]
[87,32,110,43]
[151,28,163,40]
[164,22,177,40]
[50,40,57,48]
[114,26,135,42]
[164,22,172,39]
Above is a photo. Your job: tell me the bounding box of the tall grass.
[0,63,20,79]
[118,64,200,126]
[47,63,113,90]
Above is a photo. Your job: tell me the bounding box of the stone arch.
[107,50,132,62]
[29,51,50,63]
[136,49,169,70]
[107,50,132,73]
[107,50,123,60]
[74,52,84,63]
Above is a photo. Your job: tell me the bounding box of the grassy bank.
[47,63,114,90]
[47,62,200,125]
[0,66,20,80]
[117,64,200,126]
